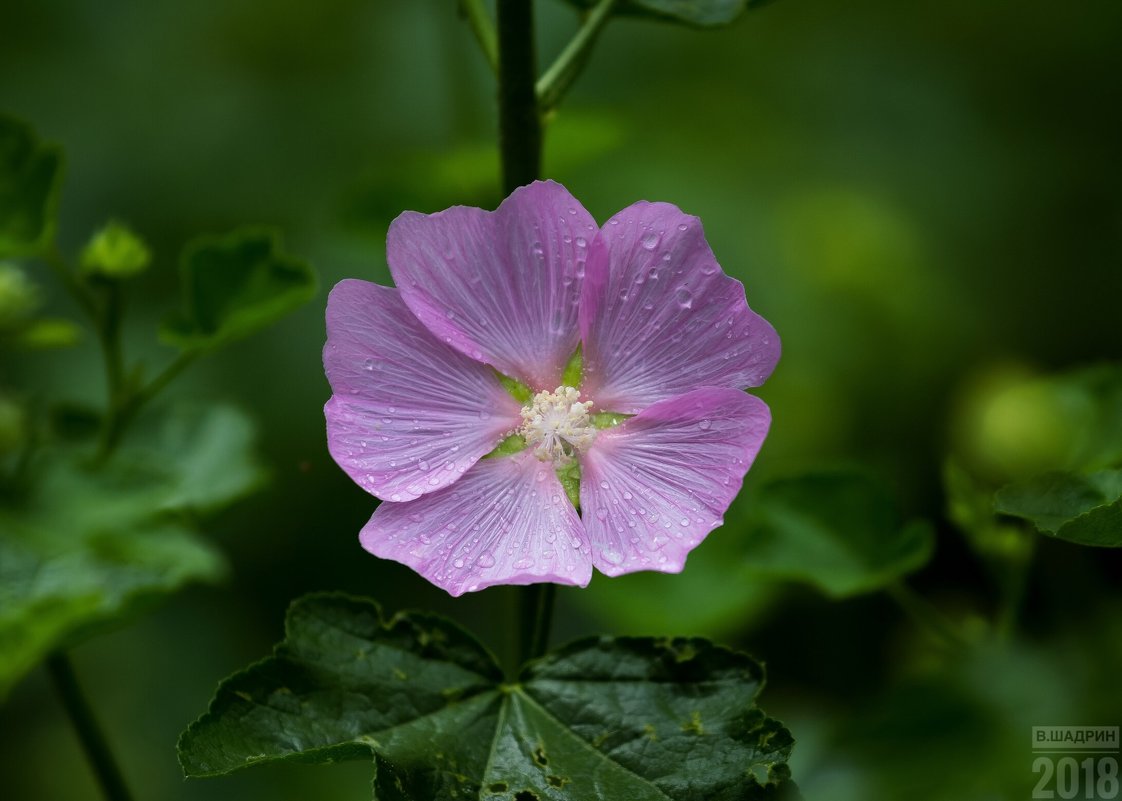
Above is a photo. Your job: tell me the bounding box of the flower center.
[518,386,596,464]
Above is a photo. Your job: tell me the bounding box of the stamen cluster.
[518,386,596,464]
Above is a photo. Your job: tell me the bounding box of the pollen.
[519,386,597,464]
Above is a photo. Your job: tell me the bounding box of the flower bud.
[80,221,151,279]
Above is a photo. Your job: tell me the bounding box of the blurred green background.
[2,0,1120,798]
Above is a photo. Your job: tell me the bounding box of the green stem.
[887,581,971,649]
[496,0,556,666]
[536,0,617,111]
[46,652,134,801]
[995,534,1035,641]
[43,245,97,319]
[96,350,199,461]
[459,0,499,72]
[93,282,127,457]
[518,584,557,665]
[496,0,542,194]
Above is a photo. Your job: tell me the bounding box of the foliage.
[0,114,62,257]
[161,228,317,352]
[0,405,263,697]
[179,593,796,800]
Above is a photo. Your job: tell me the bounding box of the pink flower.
[324,181,779,596]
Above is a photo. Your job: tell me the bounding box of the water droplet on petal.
[601,549,624,566]
[675,287,693,309]
[699,419,712,430]
[640,232,660,250]
[477,552,496,568]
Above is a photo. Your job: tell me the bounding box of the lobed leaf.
[0,113,63,257]
[994,469,1122,547]
[178,593,796,800]
[161,227,317,351]
[0,405,265,696]
[741,470,935,597]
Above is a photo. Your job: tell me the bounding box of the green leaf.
[178,593,796,800]
[0,404,265,697]
[0,523,225,698]
[6,317,82,349]
[559,0,772,28]
[742,470,935,597]
[994,469,1122,547]
[0,114,63,257]
[161,227,317,351]
[1064,364,1122,471]
[138,403,267,513]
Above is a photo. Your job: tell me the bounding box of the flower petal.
[580,202,780,413]
[360,452,593,596]
[579,388,771,577]
[387,180,597,391]
[324,279,522,502]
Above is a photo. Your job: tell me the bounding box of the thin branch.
[47,653,134,801]
[536,0,617,111]
[459,0,499,73]
[887,581,971,650]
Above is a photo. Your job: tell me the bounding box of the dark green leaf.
[1063,364,1122,471]
[994,469,1122,547]
[0,523,225,698]
[161,227,317,351]
[559,0,773,28]
[742,470,935,597]
[0,113,63,257]
[0,405,265,696]
[178,593,795,800]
